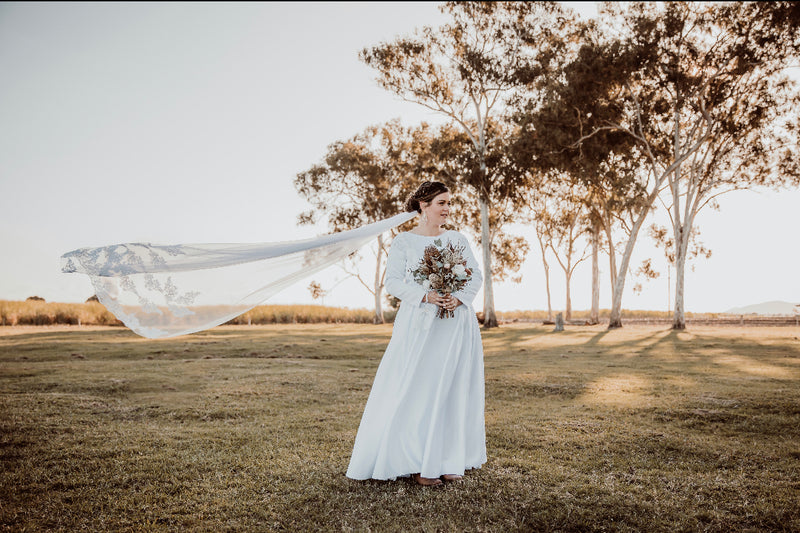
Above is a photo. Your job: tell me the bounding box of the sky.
[0,2,798,314]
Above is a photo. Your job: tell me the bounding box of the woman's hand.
[442,294,462,312]
[423,292,462,312]
[423,291,447,307]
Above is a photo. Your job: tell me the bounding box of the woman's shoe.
[413,474,443,486]
[441,474,463,482]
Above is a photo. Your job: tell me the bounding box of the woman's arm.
[450,233,483,307]
[384,235,428,305]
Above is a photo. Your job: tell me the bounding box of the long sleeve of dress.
[384,235,427,305]
[451,233,482,307]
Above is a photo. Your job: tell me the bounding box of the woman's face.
[422,192,451,225]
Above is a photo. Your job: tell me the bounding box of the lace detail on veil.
[62,212,417,338]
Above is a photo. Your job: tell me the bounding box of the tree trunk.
[479,196,498,328]
[544,263,553,322]
[565,271,572,321]
[608,212,649,329]
[538,236,553,322]
[673,250,686,330]
[563,222,574,321]
[373,234,384,324]
[604,219,617,296]
[672,220,693,330]
[590,223,600,325]
[670,98,685,331]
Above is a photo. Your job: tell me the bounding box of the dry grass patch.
[0,300,392,327]
[1,324,799,531]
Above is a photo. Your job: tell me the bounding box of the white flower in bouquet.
[453,264,466,278]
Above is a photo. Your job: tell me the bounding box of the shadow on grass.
[1,324,799,531]
[0,325,397,363]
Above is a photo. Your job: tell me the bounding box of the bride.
[346,181,486,487]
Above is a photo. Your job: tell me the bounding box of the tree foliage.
[294,120,423,323]
[294,2,800,323]
[295,119,420,231]
[360,1,569,327]
[515,1,800,328]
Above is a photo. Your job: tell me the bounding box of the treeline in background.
[294,2,800,331]
[7,299,797,329]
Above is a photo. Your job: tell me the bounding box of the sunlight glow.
[582,374,650,407]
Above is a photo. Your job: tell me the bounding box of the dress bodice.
[384,230,483,308]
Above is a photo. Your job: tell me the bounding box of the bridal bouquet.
[411,238,472,319]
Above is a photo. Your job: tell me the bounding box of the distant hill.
[724,300,799,315]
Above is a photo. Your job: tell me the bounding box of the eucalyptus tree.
[534,37,693,330]
[522,178,587,323]
[429,120,531,289]
[578,3,800,329]
[518,2,800,329]
[507,7,646,326]
[294,120,421,324]
[648,223,712,284]
[360,1,568,327]
[650,2,800,328]
[307,280,326,306]
[511,48,650,328]
[294,118,529,323]
[528,192,555,322]
[541,183,590,321]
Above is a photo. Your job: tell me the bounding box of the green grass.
[1,324,799,531]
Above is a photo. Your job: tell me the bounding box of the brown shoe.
[413,474,443,486]
[441,474,463,482]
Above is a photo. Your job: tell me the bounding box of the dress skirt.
[346,300,486,480]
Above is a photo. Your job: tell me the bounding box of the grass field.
[1,323,799,531]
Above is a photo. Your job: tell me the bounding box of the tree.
[553,2,800,329]
[651,2,800,328]
[507,5,669,328]
[529,193,555,322]
[360,1,567,327]
[532,182,590,321]
[294,120,419,324]
[512,45,650,328]
[307,281,326,305]
[521,3,762,328]
[431,120,531,286]
[647,223,711,300]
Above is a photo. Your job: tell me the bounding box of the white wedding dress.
[346,230,487,480]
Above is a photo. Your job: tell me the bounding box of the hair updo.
[404,181,450,213]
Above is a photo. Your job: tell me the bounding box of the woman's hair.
[404,181,450,213]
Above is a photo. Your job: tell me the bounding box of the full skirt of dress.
[345,301,486,480]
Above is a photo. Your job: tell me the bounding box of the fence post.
[553,312,564,332]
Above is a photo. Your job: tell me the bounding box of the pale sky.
[1,2,797,314]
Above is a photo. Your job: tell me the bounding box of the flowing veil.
[61,212,417,339]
